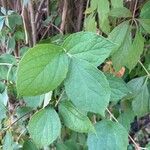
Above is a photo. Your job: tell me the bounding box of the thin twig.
[76,0,84,31]
[131,0,138,28]
[41,25,51,40]
[55,90,65,107]
[21,4,28,44]
[60,0,68,33]
[47,0,50,17]
[17,129,26,142]
[35,0,45,24]
[132,0,138,20]
[84,0,90,21]
[28,0,36,46]
[4,110,33,131]
[47,0,50,36]
[51,23,63,34]
[138,60,150,77]
[40,23,63,40]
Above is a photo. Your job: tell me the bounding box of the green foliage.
[0,101,7,121]
[87,120,128,150]
[128,77,150,117]
[28,107,61,147]
[111,23,132,71]
[17,44,69,96]
[108,21,129,53]
[111,0,123,8]
[59,100,94,133]
[125,32,144,71]
[118,100,135,131]
[23,140,38,150]
[105,73,130,102]
[0,0,150,149]
[140,1,150,19]
[64,57,110,116]
[62,32,115,66]
[109,7,132,18]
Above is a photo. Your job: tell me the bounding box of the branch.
[60,0,68,33]
[35,0,45,25]
[47,0,50,17]
[4,110,33,132]
[28,0,36,46]
[76,0,84,31]
[132,0,138,20]
[21,4,29,45]
[55,90,65,107]
[138,60,150,77]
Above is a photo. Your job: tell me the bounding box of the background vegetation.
[0,0,150,149]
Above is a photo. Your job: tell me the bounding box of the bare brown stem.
[47,0,50,17]
[77,0,84,31]
[60,0,68,33]
[132,0,138,20]
[35,0,45,25]
[21,4,29,45]
[28,0,36,46]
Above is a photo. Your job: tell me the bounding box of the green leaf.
[0,101,7,121]
[108,21,129,54]
[56,143,70,150]
[5,14,22,29]
[59,100,95,133]
[0,89,8,106]
[118,108,134,131]
[0,82,5,93]
[16,106,32,118]
[109,7,132,18]
[23,95,44,108]
[0,67,9,80]
[132,84,150,117]
[128,77,150,117]
[0,54,16,81]
[97,0,110,34]
[7,36,16,53]
[0,16,5,31]
[127,76,145,95]
[23,140,38,150]
[65,58,111,116]
[140,1,150,19]
[65,140,80,150]
[146,143,150,150]
[125,32,144,71]
[2,132,14,150]
[139,19,150,34]
[111,24,132,71]
[84,14,97,32]
[87,120,128,150]
[17,44,69,96]
[62,32,115,66]
[14,31,25,40]
[90,0,98,10]
[0,53,17,64]
[111,0,123,8]
[28,107,61,148]
[105,73,130,102]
